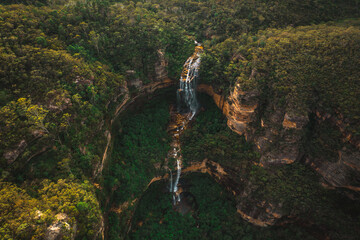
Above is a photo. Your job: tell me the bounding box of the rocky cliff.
[197,82,360,226]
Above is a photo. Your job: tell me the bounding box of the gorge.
[105,43,360,239]
[170,43,202,205]
[0,1,359,240]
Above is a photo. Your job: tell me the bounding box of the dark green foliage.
[200,21,360,170]
[0,0,359,239]
[129,180,201,240]
[128,173,327,240]
[179,95,360,239]
[0,0,193,180]
[306,118,344,162]
[201,22,360,129]
[108,212,122,240]
[181,94,259,167]
[0,2,192,238]
[124,0,360,42]
[103,95,173,239]
[247,162,360,239]
[1,0,48,6]
[104,97,171,203]
[0,179,101,240]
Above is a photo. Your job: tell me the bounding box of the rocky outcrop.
[94,130,112,178]
[197,83,258,136]
[198,81,360,227]
[154,49,168,81]
[236,201,282,227]
[302,110,360,192]
[111,78,174,125]
[197,84,228,114]
[197,83,305,166]
[3,140,27,164]
[307,150,360,192]
[126,49,169,90]
[226,84,259,136]
[315,109,360,149]
[255,107,308,166]
[45,213,76,240]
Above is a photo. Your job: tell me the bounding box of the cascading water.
[168,43,203,205]
[177,44,203,119]
[172,159,182,203]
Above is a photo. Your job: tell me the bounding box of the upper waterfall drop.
[177,44,203,119]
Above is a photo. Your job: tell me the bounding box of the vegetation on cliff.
[181,94,258,167]
[0,1,191,238]
[103,93,173,240]
[200,20,360,174]
[0,179,100,239]
[180,94,360,239]
[128,172,342,240]
[0,0,359,239]
[120,0,360,42]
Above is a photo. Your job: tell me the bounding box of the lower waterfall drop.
[169,43,203,205]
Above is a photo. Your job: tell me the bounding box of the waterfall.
[169,169,173,193]
[172,159,181,204]
[169,43,203,206]
[177,44,203,119]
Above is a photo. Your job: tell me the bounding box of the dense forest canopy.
[0,0,359,239]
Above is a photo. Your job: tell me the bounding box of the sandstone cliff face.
[198,82,359,179]
[255,107,308,166]
[305,110,360,192]
[307,151,360,192]
[198,82,360,227]
[197,83,307,166]
[197,83,258,136]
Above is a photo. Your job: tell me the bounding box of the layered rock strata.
[197,82,360,227]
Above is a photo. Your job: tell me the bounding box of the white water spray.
[172,159,182,204]
[177,45,203,119]
[169,169,173,193]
